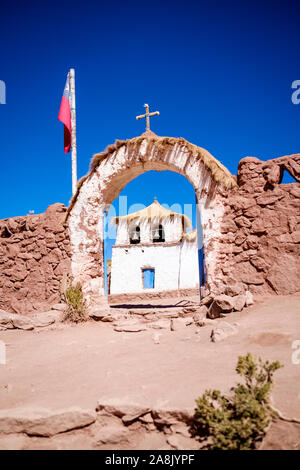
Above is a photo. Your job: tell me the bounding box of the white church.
[109,200,199,295]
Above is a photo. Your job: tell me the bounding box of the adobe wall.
[0,203,71,314]
[0,145,299,315]
[214,155,300,297]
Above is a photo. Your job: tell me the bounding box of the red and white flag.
[58,73,72,153]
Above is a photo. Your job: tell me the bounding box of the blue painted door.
[143,269,155,289]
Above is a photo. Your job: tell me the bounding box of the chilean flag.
[58,73,72,153]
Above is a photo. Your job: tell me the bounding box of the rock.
[245,290,254,306]
[148,319,170,330]
[224,281,244,297]
[213,295,235,313]
[234,261,265,285]
[178,306,197,317]
[266,254,300,295]
[96,399,150,419]
[166,434,197,450]
[0,407,96,437]
[0,311,14,329]
[291,230,300,243]
[139,413,154,425]
[195,317,215,327]
[0,311,34,330]
[193,313,205,325]
[30,311,59,328]
[234,229,248,245]
[231,294,246,311]
[100,316,115,322]
[89,310,112,321]
[114,325,146,333]
[51,303,66,311]
[263,163,281,186]
[251,219,267,234]
[12,317,34,330]
[122,412,145,425]
[200,295,213,306]
[250,256,270,272]
[230,195,257,211]
[220,219,237,234]
[170,422,191,438]
[243,205,261,218]
[235,216,252,228]
[256,192,284,206]
[207,301,223,319]
[152,333,161,344]
[196,305,208,316]
[152,408,193,427]
[277,233,293,243]
[210,322,238,342]
[290,187,300,198]
[207,293,246,314]
[94,425,130,445]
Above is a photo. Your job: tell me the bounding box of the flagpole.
[69,68,77,196]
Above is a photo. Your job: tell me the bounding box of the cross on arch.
[136,103,160,131]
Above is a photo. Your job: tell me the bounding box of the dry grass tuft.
[61,277,87,323]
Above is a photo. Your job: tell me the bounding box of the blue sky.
[0,0,299,257]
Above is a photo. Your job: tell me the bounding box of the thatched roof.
[111,200,192,228]
[65,133,237,221]
[183,229,197,242]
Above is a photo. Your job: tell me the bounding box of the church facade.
[110,200,199,295]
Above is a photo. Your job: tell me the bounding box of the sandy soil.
[0,293,299,423]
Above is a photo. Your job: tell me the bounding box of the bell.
[153,228,160,240]
[131,231,139,241]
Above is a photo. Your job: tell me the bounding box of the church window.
[129,225,140,244]
[152,224,165,243]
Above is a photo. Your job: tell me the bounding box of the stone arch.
[67,134,237,307]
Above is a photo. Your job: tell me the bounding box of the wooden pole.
[69,68,77,196]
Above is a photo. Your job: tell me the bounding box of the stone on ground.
[210,322,238,342]
[0,407,96,437]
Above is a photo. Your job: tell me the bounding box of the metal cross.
[136,103,159,131]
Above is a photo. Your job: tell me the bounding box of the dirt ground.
[1,293,299,423]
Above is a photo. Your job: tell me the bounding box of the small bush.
[61,279,87,323]
[190,353,283,450]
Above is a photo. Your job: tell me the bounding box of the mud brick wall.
[217,156,300,297]
[0,203,71,314]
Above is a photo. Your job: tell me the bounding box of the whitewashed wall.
[110,240,199,294]
[179,239,200,289]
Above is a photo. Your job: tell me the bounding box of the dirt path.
[0,294,299,422]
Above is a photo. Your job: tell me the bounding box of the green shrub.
[190,353,283,450]
[61,279,87,323]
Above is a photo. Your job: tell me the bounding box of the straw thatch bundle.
[111,200,192,228]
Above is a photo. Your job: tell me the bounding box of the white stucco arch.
[67,134,236,307]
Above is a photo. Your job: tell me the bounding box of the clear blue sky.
[1,0,299,239]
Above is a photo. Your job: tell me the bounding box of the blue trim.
[195,194,205,300]
[104,210,108,297]
[198,246,206,288]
